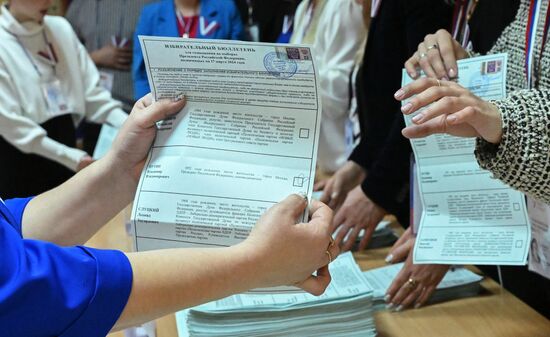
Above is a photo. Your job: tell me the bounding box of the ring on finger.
[406,278,418,289]
[328,236,335,249]
[437,79,442,87]
[427,44,439,51]
[419,52,428,59]
[326,250,333,264]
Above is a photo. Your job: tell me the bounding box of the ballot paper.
[363,263,483,310]
[527,198,550,279]
[92,124,119,160]
[402,53,531,265]
[175,252,377,337]
[131,38,321,256]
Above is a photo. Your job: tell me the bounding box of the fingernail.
[394,89,406,99]
[396,305,404,312]
[173,93,185,102]
[447,115,457,124]
[412,113,424,123]
[386,303,395,310]
[414,303,422,309]
[330,192,339,199]
[442,76,449,81]
[448,68,456,78]
[401,102,413,113]
[297,192,308,200]
[385,254,393,263]
[408,71,417,79]
[384,294,391,303]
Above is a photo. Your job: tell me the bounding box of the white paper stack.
[176,252,377,337]
[363,263,484,310]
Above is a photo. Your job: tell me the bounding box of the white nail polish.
[396,305,404,312]
[386,303,395,310]
[385,254,393,263]
[384,294,391,303]
[448,68,456,78]
[173,93,185,102]
[331,192,339,199]
[414,303,421,309]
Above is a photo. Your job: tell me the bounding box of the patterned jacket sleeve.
[475,89,550,203]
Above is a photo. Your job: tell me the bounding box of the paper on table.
[527,198,550,278]
[403,53,531,265]
[131,37,322,291]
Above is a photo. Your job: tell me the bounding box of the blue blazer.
[132,0,244,99]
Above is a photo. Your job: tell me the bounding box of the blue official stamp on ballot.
[263,47,311,79]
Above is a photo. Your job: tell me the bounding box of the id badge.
[527,197,550,279]
[99,71,115,92]
[41,79,70,117]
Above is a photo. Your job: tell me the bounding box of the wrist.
[227,243,266,290]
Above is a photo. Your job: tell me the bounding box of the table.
[88,209,550,337]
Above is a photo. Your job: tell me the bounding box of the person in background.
[397,0,549,317]
[0,94,339,336]
[290,0,327,45]
[233,0,301,43]
[132,0,244,99]
[66,0,153,155]
[0,0,128,199]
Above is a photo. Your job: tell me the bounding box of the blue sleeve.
[0,209,133,336]
[229,2,244,40]
[132,7,152,100]
[3,197,33,234]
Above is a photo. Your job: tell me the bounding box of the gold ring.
[419,52,428,59]
[328,237,335,249]
[437,79,442,87]
[427,44,439,51]
[406,278,418,289]
[326,250,333,264]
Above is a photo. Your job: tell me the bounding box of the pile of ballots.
[176,252,377,337]
[363,263,484,311]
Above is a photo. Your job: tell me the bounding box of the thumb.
[133,95,187,128]
[275,194,308,221]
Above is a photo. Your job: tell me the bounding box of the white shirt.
[313,0,367,172]
[0,6,127,171]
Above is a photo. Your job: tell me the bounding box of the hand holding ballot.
[395,77,504,144]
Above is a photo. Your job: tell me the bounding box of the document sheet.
[403,54,531,265]
[527,198,550,278]
[131,37,321,253]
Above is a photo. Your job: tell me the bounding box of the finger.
[388,238,414,263]
[402,84,462,116]
[276,194,309,220]
[415,285,437,308]
[133,95,186,128]
[328,239,341,260]
[357,222,376,251]
[334,223,352,247]
[417,42,438,79]
[398,283,425,310]
[296,266,331,296]
[396,77,446,101]
[385,266,411,303]
[135,93,153,109]
[332,206,347,229]
[435,30,459,78]
[424,35,447,79]
[391,278,418,307]
[328,177,344,210]
[404,52,421,79]
[411,95,471,124]
[313,179,327,192]
[319,179,333,203]
[402,115,449,139]
[308,200,333,232]
[341,224,362,252]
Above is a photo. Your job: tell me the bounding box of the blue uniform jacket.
[132,0,244,99]
[0,198,132,337]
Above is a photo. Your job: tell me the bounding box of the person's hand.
[332,185,386,252]
[76,155,95,172]
[90,44,132,70]
[316,161,366,211]
[105,94,187,181]
[395,77,503,144]
[385,227,414,264]
[385,250,450,311]
[405,29,469,80]
[242,194,339,295]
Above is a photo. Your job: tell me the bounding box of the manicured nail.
[442,76,449,81]
[394,89,406,99]
[173,93,185,102]
[447,115,457,124]
[385,254,393,263]
[331,192,339,199]
[412,113,424,123]
[396,305,404,312]
[386,303,395,310]
[408,71,417,79]
[448,68,456,78]
[384,294,391,303]
[414,303,422,309]
[298,192,307,200]
[401,102,413,113]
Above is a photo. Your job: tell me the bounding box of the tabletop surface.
[88,209,550,337]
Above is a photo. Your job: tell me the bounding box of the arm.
[0,59,87,171]
[132,10,152,100]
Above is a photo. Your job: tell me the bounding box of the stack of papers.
[176,252,377,337]
[363,263,484,310]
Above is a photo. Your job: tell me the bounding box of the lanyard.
[451,0,478,48]
[12,30,56,78]
[371,0,382,18]
[525,0,550,88]
[177,11,195,38]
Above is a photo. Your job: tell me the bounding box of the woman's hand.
[405,29,469,80]
[385,227,414,264]
[395,78,503,144]
[316,161,366,211]
[105,94,186,181]
[91,44,132,70]
[385,248,449,311]
[242,194,339,295]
